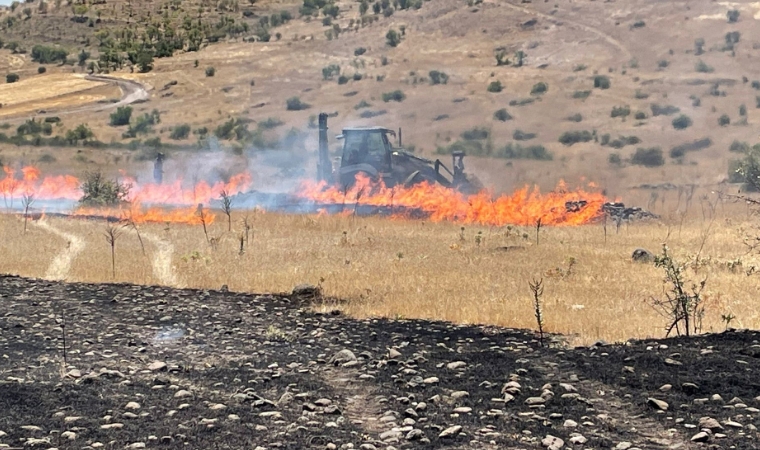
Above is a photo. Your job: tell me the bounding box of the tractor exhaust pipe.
[317,113,330,183]
[398,127,402,147]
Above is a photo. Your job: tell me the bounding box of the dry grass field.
[1,195,758,346]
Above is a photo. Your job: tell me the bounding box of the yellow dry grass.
[1,200,758,346]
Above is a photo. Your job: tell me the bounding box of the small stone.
[647,398,669,411]
[127,443,146,449]
[659,384,672,392]
[541,434,564,450]
[61,431,77,440]
[451,391,469,400]
[405,429,424,441]
[439,425,462,438]
[569,435,587,444]
[563,419,578,428]
[148,361,167,371]
[329,349,357,365]
[698,417,723,431]
[724,420,743,428]
[388,348,402,359]
[559,383,577,393]
[446,361,467,370]
[525,397,546,406]
[452,406,472,414]
[100,423,124,430]
[682,383,699,394]
[125,402,140,410]
[209,403,226,410]
[664,358,682,366]
[174,390,192,399]
[632,248,654,263]
[65,369,82,378]
[616,442,632,450]
[711,394,724,403]
[691,431,710,442]
[423,377,439,385]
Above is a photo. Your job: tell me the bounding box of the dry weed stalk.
[219,189,233,232]
[196,203,209,242]
[104,224,122,279]
[529,278,545,347]
[22,193,34,234]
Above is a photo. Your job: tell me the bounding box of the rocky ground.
[1,275,759,450]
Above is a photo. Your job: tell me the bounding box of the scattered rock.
[647,398,669,411]
[446,361,467,370]
[439,425,462,438]
[542,434,565,450]
[631,248,654,263]
[148,361,167,372]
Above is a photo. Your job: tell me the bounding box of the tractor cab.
[337,127,398,187]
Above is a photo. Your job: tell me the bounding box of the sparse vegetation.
[593,75,611,89]
[487,80,503,93]
[109,106,133,127]
[530,82,548,95]
[79,171,130,207]
[493,108,512,122]
[286,97,311,111]
[573,90,591,100]
[611,105,631,119]
[695,60,714,73]
[428,70,449,85]
[512,129,536,141]
[170,124,191,140]
[205,67,216,77]
[558,130,593,146]
[671,115,693,130]
[729,140,749,153]
[381,90,406,102]
[6,73,19,83]
[718,114,730,126]
[566,113,583,122]
[631,147,664,167]
[386,29,401,47]
[651,104,680,116]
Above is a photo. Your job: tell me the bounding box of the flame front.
[297,173,607,226]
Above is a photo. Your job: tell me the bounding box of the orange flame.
[297,173,607,226]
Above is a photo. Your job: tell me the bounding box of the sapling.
[219,189,233,232]
[22,193,34,234]
[196,203,209,242]
[535,218,542,245]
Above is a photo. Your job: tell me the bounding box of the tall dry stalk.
[196,203,209,242]
[104,224,122,279]
[219,189,233,232]
[529,278,546,347]
[22,193,35,234]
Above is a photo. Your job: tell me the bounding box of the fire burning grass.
[3,166,609,227]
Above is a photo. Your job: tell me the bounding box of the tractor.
[316,113,482,194]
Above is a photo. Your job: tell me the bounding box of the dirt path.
[140,231,181,287]
[503,1,633,61]
[33,220,85,281]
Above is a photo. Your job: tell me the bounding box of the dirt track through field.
[33,220,84,281]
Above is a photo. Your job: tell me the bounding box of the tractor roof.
[341,126,394,133]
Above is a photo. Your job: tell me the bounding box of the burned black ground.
[1,274,758,449]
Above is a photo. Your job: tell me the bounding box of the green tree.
[6,73,19,83]
[386,29,401,47]
[135,50,154,73]
[110,106,133,127]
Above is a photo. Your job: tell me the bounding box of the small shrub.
[493,108,512,122]
[631,20,646,28]
[695,60,713,73]
[205,66,216,77]
[37,66,46,74]
[672,114,693,130]
[572,90,591,99]
[286,97,311,110]
[593,75,611,89]
[657,60,669,69]
[513,129,536,141]
[600,134,611,146]
[359,109,386,118]
[740,104,747,116]
[496,143,553,160]
[169,124,191,140]
[530,82,548,95]
[608,153,622,166]
[727,9,740,23]
[109,106,132,127]
[6,73,19,83]
[651,104,680,116]
[631,147,664,167]
[611,105,631,118]
[558,130,593,146]
[730,140,749,153]
[461,127,489,141]
[718,114,730,126]
[509,98,534,107]
[322,64,340,80]
[669,138,711,158]
[381,90,405,102]
[752,80,760,90]
[634,111,647,120]
[487,80,503,93]
[338,75,349,84]
[386,29,401,47]
[566,113,583,122]
[634,89,649,99]
[258,117,284,130]
[354,100,371,110]
[429,70,449,85]
[79,171,131,207]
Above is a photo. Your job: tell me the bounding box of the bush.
[354,100,371,110]
[169,124,191,140]
[730,140,749,153]
[6,73,19,83]
[79,171,130,207]
[496,143,553,160]
[611,105,631,118]
[513,129,536,141]
[109,106,132,127]
[734,145,760,191]
[257,117,284,130]
[509,98,534,107]
[695,60,713,73]
[37,66,46,74]
[354,47,366,56]
[608,153,622,166]
[558,130,593,146]
[461,127,489,141]
[429,70,449,85]
[669,138,711,158]
[672,114,693,130]
[31,44,68,64]
[573,90,591,99]
[566,113,583,122]
[381,90,405,102]
[322,64,340,80]
[205,66,216,77]
[530,82,548,95]
[286,96,311,110]
[493,108,512,122]
[386,29,401,47]
[593,75,611,89]
[359,109,386,119]
[338,75,349,85]
[718,114,730,126]
[651,104,680,116]
[487,80,503,93]
[740,104,747,116]
[657,60,669,69]
[635,89,649,99]
[631,147,664,167]
[608,135,641,149]
[634,111,647,120]
[727,9,740,23]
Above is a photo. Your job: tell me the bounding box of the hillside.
[2,0,760,196]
